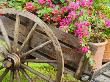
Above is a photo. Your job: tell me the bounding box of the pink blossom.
[67,11,77,20]
[74,22,79,26]
[81,46,89,53]
[79,39,83,44]
[83,28,89,37]
[74,27,83,38]
[61,6,69,13]
[76,0,80,1]
[49,3,55,8]
[38,0,46,4]
[69,2,80,10]
[77,22,83,28]
[60,18,70,26]
[47,0,55,7]
[52,10,59,14]
[79,10,84,16]
[80,0,93,7]
[87,9,92,16]
[83,21,90,26]
[105,20,110,27]
[25,2,35,11]
[74,21,90,38]
[47,0,51,2]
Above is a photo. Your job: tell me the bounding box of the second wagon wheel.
[0,8,64,82]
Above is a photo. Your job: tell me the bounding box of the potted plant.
[88,9,110,71]
[99,4,110,62]
[103,20,110,62]
[91,0,110,62]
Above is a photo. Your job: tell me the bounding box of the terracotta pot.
[103,39,110,62]
[89,40,108,71]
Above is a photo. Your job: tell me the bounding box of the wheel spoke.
[24,59,57,63]
[20,23,37,52]
[13,15,20,49]
[21,64,54,82]
[15,70,20,82]
[20,68,32,82]
[0,69,9,81]
[10,70,14,82]
[0,19,11,51]
[22,40,52,57]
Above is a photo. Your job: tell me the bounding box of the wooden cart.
[0,8,108,82]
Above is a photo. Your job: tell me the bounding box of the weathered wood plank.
[90,62,110,81]
[31,31,82,66]
[0,16,83,69]
[6,15,80,48]
[94,75,110,82]
[102,71,110,78]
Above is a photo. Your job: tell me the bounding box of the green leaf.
[0,0,7,4]
[60,0,65,3]
[8,1,14,7]
[89,58,94,65]
[85,50,91,58]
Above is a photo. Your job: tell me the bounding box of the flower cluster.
[7,0,93,54]
[25,2,35,11]
[6,0,110,55]
[105,20,110,27]
[74,21,90,53]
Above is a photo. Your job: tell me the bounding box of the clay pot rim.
[89,39,108,47]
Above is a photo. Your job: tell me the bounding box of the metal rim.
[0,8,64,82]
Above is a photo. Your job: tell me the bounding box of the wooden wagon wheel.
[0,8,64,82]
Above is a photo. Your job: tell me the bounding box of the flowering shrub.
[88,9,110,43]
[0,0,110,62]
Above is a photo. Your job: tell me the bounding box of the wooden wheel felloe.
[0,8,64,82]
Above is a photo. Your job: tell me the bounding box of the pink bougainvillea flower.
[38,0,46,4]
[87,9,92,16]
[49,3,55,8]
[83,21,90,26]
[25,2,35,11]
[67,11,77,20]
[46,16,51,21]
[60,18,70,26]
[98,11,106,18]
[51,16,61,22]
[46,0,55,7]
[83,28,89,37]
[105,20,110,27]
[74,29,83,38]
[74,22,79,26]
[79,39,83,44]
[43,14,51,21]
[56,15,61,22]
[61,6,69,13]
[79,10,84,16]
[74,21,90,41]
[77,22,83,28]
[87,0,93,6]
[52,10,59,14]
[80,0,93,7]
[69,1,80,10]
[81,46,89,53]
[47,0,51,2]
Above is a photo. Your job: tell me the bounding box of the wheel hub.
[3,53,20,68]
